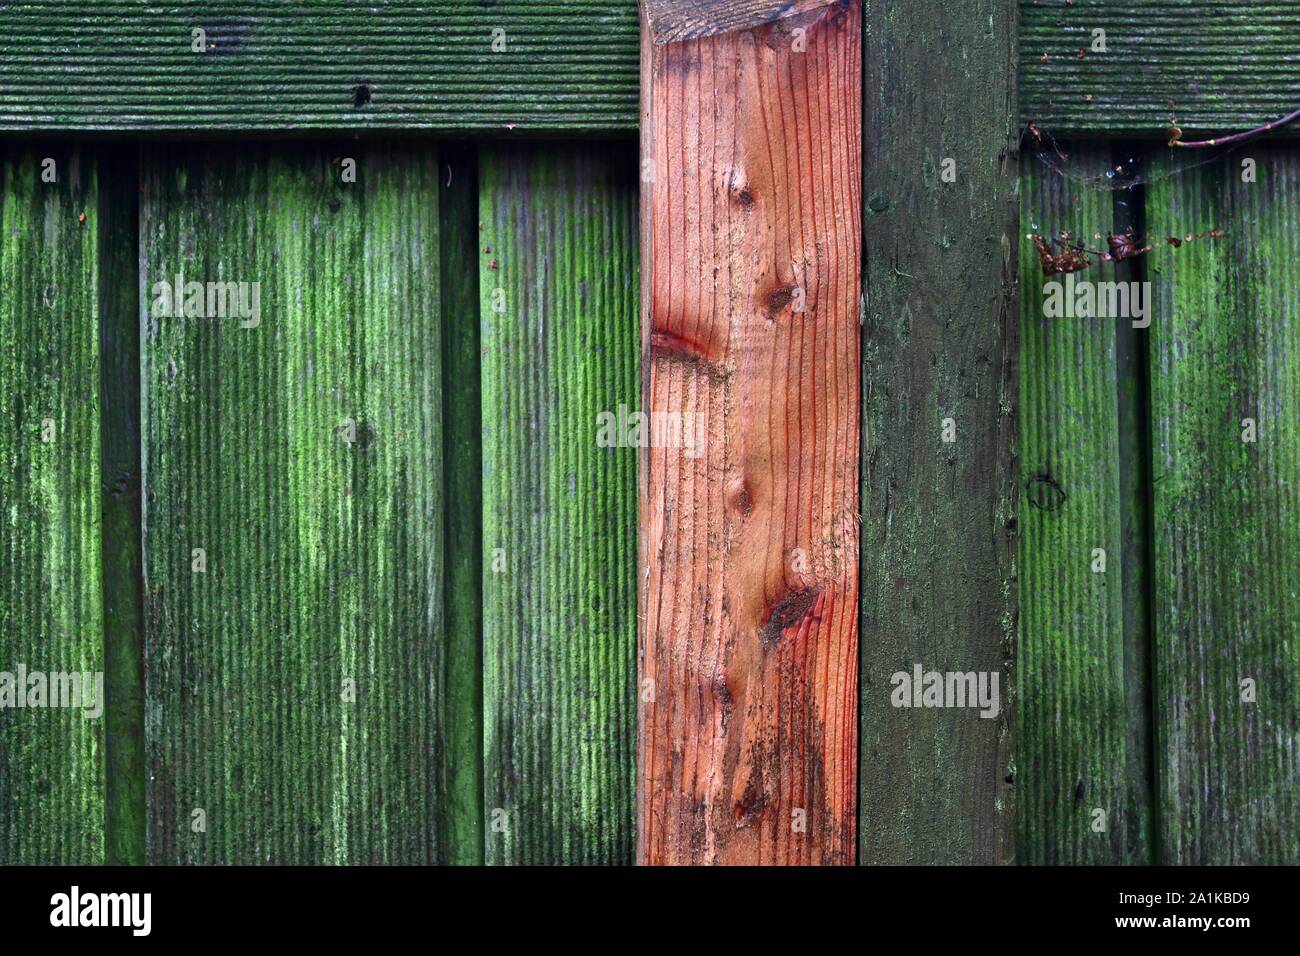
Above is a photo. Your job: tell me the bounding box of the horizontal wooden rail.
[0,1,640,134]
[1021,1,1300,138]
[7,1,1300,136]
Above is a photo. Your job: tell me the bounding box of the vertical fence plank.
[1109,163,1158,867]
[639,0,862,865]
[1018,147,1152,864]
[0,145,104,864]
[141,143,449,863]
[479,144,638,865]
[859,0,1018,864]
[99,144,147,865]
[440,144,485,866]
[1146,147,1300,864]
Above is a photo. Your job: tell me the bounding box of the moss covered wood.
[639,1,862,865]
[440,143,485,866]
[1146,148,1300,864]
[7,1,1300,137]
[1020,0,1300,138]
[1017,147,1155,864]
[0,145,105,864]
[99,145,147,865]
[140,142,458,863]
[859,0,1018,865]
[479,145,638,865]
[0,1,639,134]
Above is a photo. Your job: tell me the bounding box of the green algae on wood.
[0,1,639,134]
[440,143,484,866]
[141,142,451,863]
[1021,1,1300,138]
[859,0,1018,865]
[1017,147,1154,864]
[0,145,105,864]
[98,145,147,865]
[1145,148,1300,864]
[479,144,638,865]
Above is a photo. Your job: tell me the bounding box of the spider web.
[1021,122,1235,273]
[1021,121,1239,193]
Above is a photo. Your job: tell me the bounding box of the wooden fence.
[0,0,1296,865]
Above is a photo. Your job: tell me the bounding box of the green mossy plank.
[98,145,147,865]
[440,143,484,866]
[1145,147,1300,864]
[479,144,637,865]
[0,145,105,864]
[141,142,451,864]
[859,0,1018,865]
[1109,173,1157,868]
[9,1,1299,139]
[1021,1,1300,138]
[1018,146,1154,864]
[0,1,639,134]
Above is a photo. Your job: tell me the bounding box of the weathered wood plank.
[639,0,861,865]
[859,0,1018,866]
[643,0,841,44]
[1021,1,1300,138]
[1146,147,1300,864]
[479,144,638,865]
[0,1,639,134]
[1109,169,1158,868]
[440,144,485,866]
[0,145,105,863]
[1017,146,1154,864]
[7,0,1300,137]
[98,144,147,865]
[141,142,454,863]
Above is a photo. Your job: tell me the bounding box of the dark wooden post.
[858,0,1019,865]
[639,0,862,865]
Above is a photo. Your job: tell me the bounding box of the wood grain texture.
[141,142,455,863]
[98,145,147,865]
[1018,147,1154,864]
[0,1,639,133]
[1146,147,1300,864]
[858,0,1018,866]
[9,0,1300,137]
[440,144,485,866]
[639,0,861,865]
[0,145,105,864]
[479,145,639,865]
[643,0,841,44]
[1021,1,1300,137]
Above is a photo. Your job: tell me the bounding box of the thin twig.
[1170,106,1300,148]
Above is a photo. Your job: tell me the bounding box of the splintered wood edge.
[641,0,844,44]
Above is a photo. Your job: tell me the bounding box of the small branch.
[1170,106,1300,148]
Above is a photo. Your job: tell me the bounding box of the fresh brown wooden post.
[638,0,861,865]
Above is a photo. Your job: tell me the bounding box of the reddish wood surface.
[638,0,861,865]
[642,0,843,44]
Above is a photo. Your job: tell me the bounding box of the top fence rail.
[0,1,641,134]
[1,1,1296,136]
